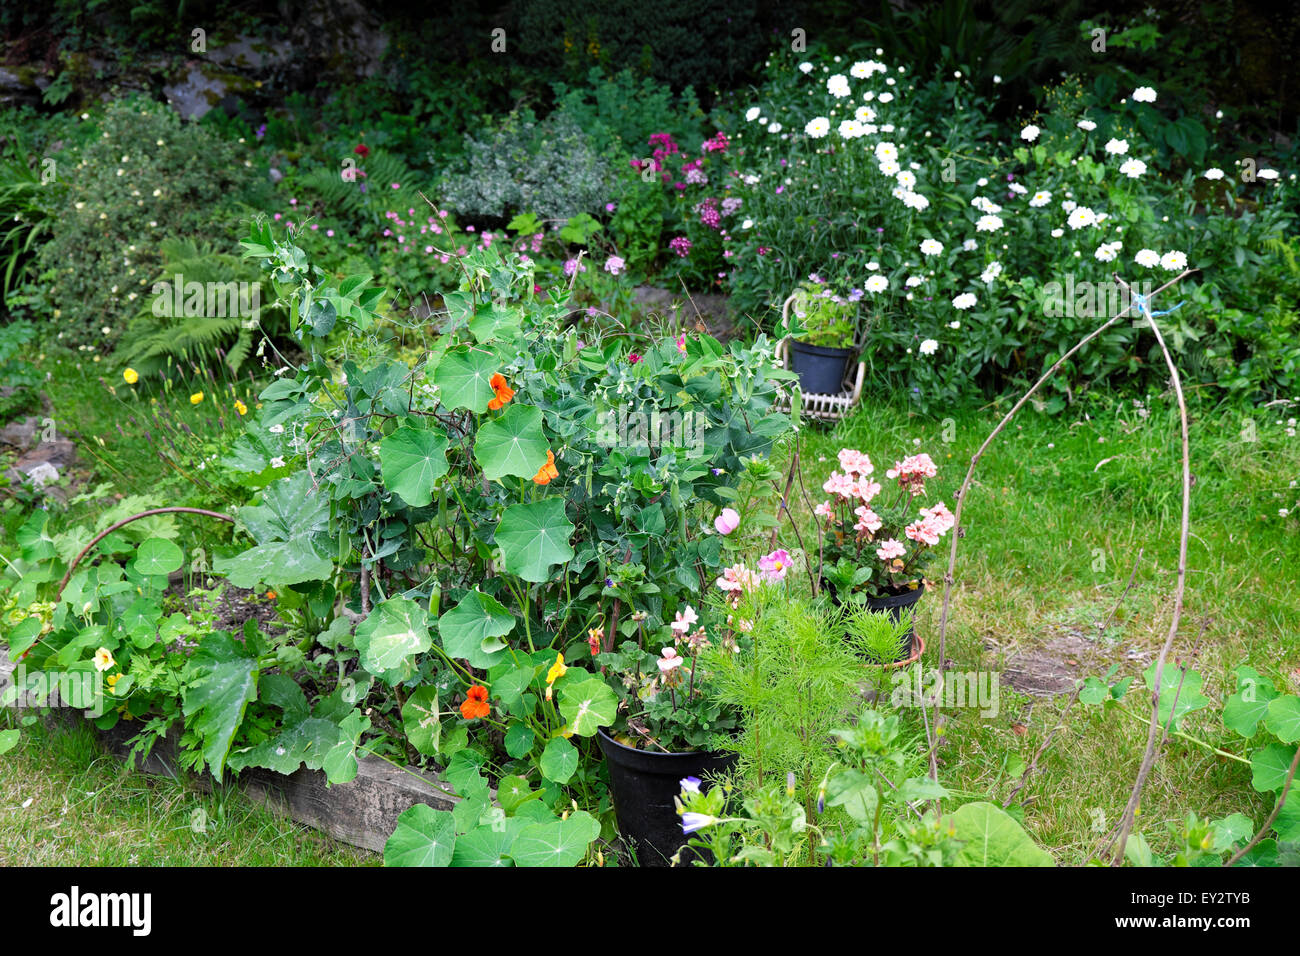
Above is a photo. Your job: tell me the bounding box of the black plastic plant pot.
[866,581,926,662]
[596,728,738,867]
[789,339,854,394]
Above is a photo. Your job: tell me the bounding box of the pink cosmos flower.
[676,333,687,353]
[876,539,906,561]
[714,508,740,535]
[759,549,792,582]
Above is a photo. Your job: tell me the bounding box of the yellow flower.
[545,652,567,700]
[93,647,115,672]
[234,399,248,416]
[123,367,139,384]
[107,672,123,694]
[190,391,204,405]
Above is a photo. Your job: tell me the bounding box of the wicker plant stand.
[774,292,866,423]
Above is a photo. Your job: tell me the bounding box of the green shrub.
[34,96,265,349]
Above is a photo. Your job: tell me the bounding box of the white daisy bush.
[716,58,1295,411]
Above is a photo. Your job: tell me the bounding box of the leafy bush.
[34,96,265,348]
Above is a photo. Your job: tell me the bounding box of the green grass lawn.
[798,390,1300,864]
[0,717,374,866]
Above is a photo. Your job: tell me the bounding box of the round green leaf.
[1251,744,1298,793]
[495,498,575,584]
[401,686,442,756]
[539,736,578,784]
[384,804,457,867]
[432,346,498,413]
[1266,696,1300,744]
[135,538,184,576]
[474,403,549,482]
[380,424,449,507]
[504,722,536,759]
[558,677,617,737]
[437,591,514,668]
[355,597,431,681]
[509,810,599,867]
[0,729,19,757]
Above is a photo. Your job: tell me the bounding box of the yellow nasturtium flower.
[190,391,204,405]
[123,367,139,384]
[234,399,248,416]
[107,672,123,694]
[545,652,567,700]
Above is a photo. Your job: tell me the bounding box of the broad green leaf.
[1251,744,1298,793]
[135,538,183,575]
[509,810,599,867]
[1274,794,1300,843]
[450,820,524,867]
[497,774,544,814]
[495,498,575,583]
[951,801,1055,867]
[0,729,18,757]
[1211,813,1255,850]
[321,711,370,784]
[182,632,260,779]
[504,722,535,759]
[227,716,341,776]
[826,770,879,825]
[355,597,431,681]
[1142,661,1210,730]
[432,347,497,413]
[380,424,449,507]
[1124,831,1156,867]
[402,686,443,756]
[437,592,514,669]
[1233,839,1279,867]
[1223,666,1278,738]
[384,804,457,867]
[1078,676,1109,706]
[558,677,617,737]
[215,472,334,588]
[474,403,549,482]
[1265,696,1300,744]
[539,737,578,784]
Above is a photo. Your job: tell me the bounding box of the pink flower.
[657,647,684,673]
[714,508,740,535]
[888,452,939,495]
[391,182,401,189]
[919,501,955,535]
[837,449,874,476]
[671,605,699,634]
[759,548,792,582]
[855,479,882,503]
[628,352,642,365]
[853,506,883,534]
[716,563,758,594]
[822,471,855,498]
[876,539,906,561]
[605,256,626,276]
[905,517,941,546]
[814,500,835,520]
[676,333,687,353]
[669,236,692,258]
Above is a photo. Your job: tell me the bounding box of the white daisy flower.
[805,117,830,138]
[1077,119,1097,131]
[1021,125,1041,141]
[1160,250,1188,271]
[1135,248,1161,267]
[1131,86,1157,103]
[952,293,977,310]
[745,106,761,122]
[1119,158,1147,178]
[1104,138,1129,155]
[976,214,1004,232]
[864,275,889,293]
[920,239,944,256]
[919,339,939,355]
[1067,206,1097,229]
[1029,190,1052,207]
[1203,168,1225,180]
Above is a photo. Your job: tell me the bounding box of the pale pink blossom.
[714,508,740,535]
[854,506,883,534]
[919,501,955,535]
[716,563,759,594]
[658,647,684,673]
[876,539,906,561]
[905,517,942,546]
[814,500,836,520]
[837,448,874,477]
[671,605,699,634]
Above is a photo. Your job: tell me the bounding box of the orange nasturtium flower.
[533,449,559,485]
[487,373,514,411]
[461,685,490,720]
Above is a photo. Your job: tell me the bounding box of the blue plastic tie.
[1129,291,1186,318]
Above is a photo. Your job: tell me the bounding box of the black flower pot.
[597,728,737,867]
[789,339,854,394]
[866,581,926,661]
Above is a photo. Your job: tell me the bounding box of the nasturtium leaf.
[437,592,514,668]
[495,498,575,583]
[492,665,538,717]
[1223,666,1278,738]
[0,729,18,757]
[1234,839,1279,867]
[497,774,543,814]
[1142,660,1210,730]
[135,537,184,575]
[1078,677,1109,707]
[354,597,431,680]
[215,472,334,588]
[539,736,578,784]
[504,722,535,759]
[509,810,600,867]
[951,802,1055,867]
[1211,812,1255,851]
[380,424,449,507]
[181,631,260,779]
[384,804,457,867]
[1250,744,1297,793]
[451,819,525,867]
[1265,696,1300,744]
[558,677,618,737]
[432,346,498,413]
[402,686,443,756]
[1274,795,1300,843]
[474,404,549,482]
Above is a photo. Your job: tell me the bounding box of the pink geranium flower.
[905,517,942,546]
[853,506,883,534]
[876,539,906,561]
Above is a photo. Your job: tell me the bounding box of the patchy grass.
[794,391,1300,864]
[0,717,374,866]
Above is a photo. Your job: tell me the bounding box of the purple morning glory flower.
[680,812,716,834]
[605,578,614,588]
[680,776,702,793]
